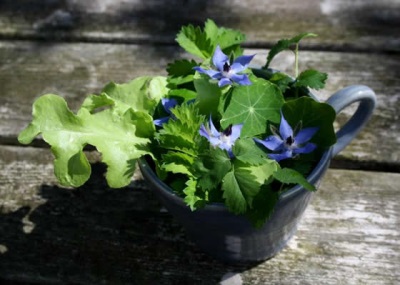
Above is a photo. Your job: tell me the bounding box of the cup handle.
[326,85,376,157]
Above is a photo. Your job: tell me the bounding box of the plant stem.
[294,43,299,78]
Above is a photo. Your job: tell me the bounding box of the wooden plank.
[0,0,399,52]
[0,145,399,284]
[1,41,399,165]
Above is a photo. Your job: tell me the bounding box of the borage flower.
[199,117,243,158]
[194,46,255,87]
[254,112,318,162]
[153,98,178,126]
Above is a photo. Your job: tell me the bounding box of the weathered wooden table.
[1,1,399,284]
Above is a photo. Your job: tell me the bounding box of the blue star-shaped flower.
[194,46,255,87]
[153,98,178,126]
[199,116,243,158]
[254,112,318,162]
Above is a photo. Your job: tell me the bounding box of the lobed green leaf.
[295,69,328,90]
[273,168,316,191]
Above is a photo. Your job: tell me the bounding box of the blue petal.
[254,136,283,151]
[213,46,229,72]
[233,54,255,69]
[227,149,235,159]
[279,112,293,140]
[208,116,220,137]
[268,150,293,162]
[230,73,252,85]
[209,137,222,147]
[230,124,243,142]
[194,66,221,79]
[161,98,178,114]
[230,62,246,74]
[218,78,232,87]
[154,117,170,126]
[293,142,317,154]
[199,124,210,140]
[219,141,231,152]
[295,127,319,145]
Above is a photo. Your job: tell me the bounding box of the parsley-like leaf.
[176,24,212,59]
[176,19,246,60]
[183,179,206,210]
[264,32,317,68]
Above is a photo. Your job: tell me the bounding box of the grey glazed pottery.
[139,85,376,264]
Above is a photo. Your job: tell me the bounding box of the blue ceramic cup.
[139,85,376,264]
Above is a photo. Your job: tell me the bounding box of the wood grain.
[0,145,399,284]
[0,0,399,52]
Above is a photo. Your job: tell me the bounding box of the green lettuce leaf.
[18,95,151,188]
[100,76,168,114]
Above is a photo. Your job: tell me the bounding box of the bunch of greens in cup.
[18,19,336,227]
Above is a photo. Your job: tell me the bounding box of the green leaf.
[183,179,205,210]
[295,69,328,90]
[282,96,336,147]
[176,24,212,59]
[168,88,197,102]
[18,94,150,188]
[222,170,248,214]
[161,151,195,177]
[204,19,245,56]
[193,148,232,191]
[265,33,317,68]
[176,19,246,60]
[238,159,279,186]
[167,59,198,87]
[167,59,198,77]
[193,77,222,117]
[245,185,280,228]
[156,103,205,157]
[221,79,284,137]
[268,72,294,93]
[80,93,115,112]
[273,168,316,191]
[101,76,168,114]
[221,160,278,215]
[232,138,269,165]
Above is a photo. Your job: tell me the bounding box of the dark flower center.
[285,136,294,145]
[223,124,233,136]
[223,62,230,72]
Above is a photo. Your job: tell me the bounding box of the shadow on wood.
[0,163,261,284]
